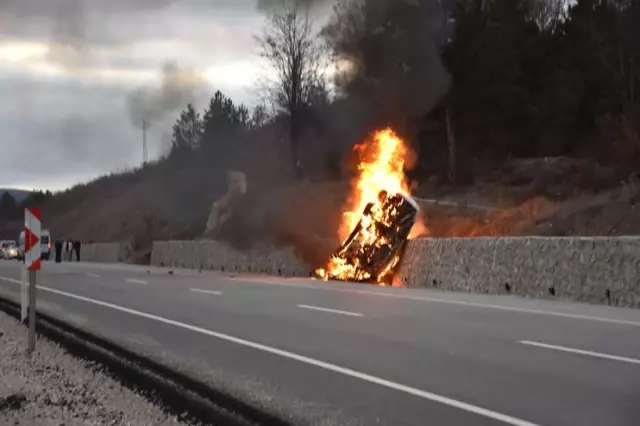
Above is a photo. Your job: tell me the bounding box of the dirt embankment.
[521,183,640,236]
[413,158,640,238]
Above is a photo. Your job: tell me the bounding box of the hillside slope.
[43,162,226,247]
[0,189,30,202]
[0,160,229,245]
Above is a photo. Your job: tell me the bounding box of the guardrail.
[413,197,500,212]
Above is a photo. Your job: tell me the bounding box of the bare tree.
[257,3,326,178]
[530,0,566,30]
[251,103,270,129]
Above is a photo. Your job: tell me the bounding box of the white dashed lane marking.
[520,341,640,365]
[190,288,222,296]
[297,304,364,317]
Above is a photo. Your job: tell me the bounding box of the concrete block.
[80,242,131,263]
[150,240,312,277]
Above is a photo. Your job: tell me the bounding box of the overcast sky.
[0,0,333,191]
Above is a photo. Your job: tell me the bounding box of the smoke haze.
[127,62,209,128]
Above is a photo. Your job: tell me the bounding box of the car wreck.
[315,190,419,284]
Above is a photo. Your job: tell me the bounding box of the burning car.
[316,190,419,284]
[315,127,425,285]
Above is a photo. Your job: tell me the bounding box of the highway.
[1,260,639,426]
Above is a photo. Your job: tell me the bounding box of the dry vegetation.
[415,158,640,238]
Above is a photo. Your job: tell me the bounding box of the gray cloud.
[255,0,330,12]
[0,0,235,27]
[0,0,257,66]
[0,0,264,190]
[0,0,169,45]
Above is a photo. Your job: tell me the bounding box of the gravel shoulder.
[0,310,195,426]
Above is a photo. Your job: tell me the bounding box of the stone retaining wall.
[397,237,640,308]
[150,240,311,277]
[81,242,131,263]
[149,237,640,308]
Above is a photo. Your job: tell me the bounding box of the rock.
[204,170,247,235]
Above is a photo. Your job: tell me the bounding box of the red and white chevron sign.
[24,207,41,271]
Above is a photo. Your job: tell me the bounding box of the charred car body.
[317,190,419,284]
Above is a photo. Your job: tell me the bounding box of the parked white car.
[0,240,18,260]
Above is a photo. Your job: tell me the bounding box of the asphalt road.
[1,260,639,426]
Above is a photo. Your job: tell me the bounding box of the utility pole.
[142,117,148,165]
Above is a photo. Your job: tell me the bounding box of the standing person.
[54,240,63,263]
[74,240,81,262]
[65,240,72,261]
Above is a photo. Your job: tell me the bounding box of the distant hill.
[0,189,29,240]
[0,189,31,202]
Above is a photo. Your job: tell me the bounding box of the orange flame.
[339,128,413,241]
[316,127,426,284]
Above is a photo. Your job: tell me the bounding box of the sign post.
[24,207,41,354]
[20,266,27,323]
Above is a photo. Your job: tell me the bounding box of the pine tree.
[171,104,203,154]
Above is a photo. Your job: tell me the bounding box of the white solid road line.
[190,288,222,296]
[520,340,640,365]
[0,278,537,426]
[231,277,640,327]
[0,276,21,285]
[298,304,363,317]
[87,273,101,278]
[125,278,148,285]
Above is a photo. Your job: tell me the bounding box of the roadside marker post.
[24,207,41,353]
[20,266,27,323]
